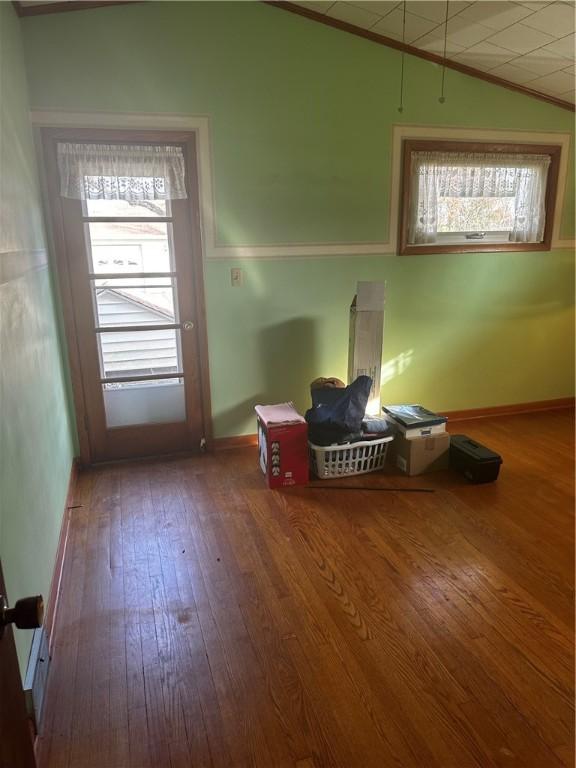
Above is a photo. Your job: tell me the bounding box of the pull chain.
[439,0,449,104]
[398,0,407,113]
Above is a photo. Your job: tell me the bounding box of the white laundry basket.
[309,435,394,479]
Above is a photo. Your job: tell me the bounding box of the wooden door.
[0,561,36,768]
[43,130,211,463]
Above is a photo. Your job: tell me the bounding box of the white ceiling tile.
[538,32,576,58]
[486,22,557,53]
[350,1,400,16]
[431,15,494,48]
[528,68,575,93]
[562,68,576,88]
[414,29,466,55]
[325,2,381,28]
[371,8,438,42]
[513,1,552,7]
[562,72,576,90]
[292,1,335,14]
[403,1,470,24]
[512,1,552,9]
[521,2,576,36]
[416,16,492,48]
[457,2,533,31]
[489,61,542,82]
[512,48,573,75]
[452,40,518,69]
[559,89,575,102]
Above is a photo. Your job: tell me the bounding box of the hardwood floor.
[37,410,575,768]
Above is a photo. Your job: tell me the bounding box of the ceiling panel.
[371,7,439,41]
[529,68,576,92]
[486,22,557,53]
[294,0,574,106]
[452,40,518,69]
[414,29,466,55]
[514,2,554,9]
[402,1,472,22]
[489,60,542,82]
[293,0,336,13]
[457,1,534,29]
[521,1,576,34]
[351,1,401,15]
[539,31,576,57]
[325,2,381,28]
[436,14,495,46]
[514,47,573,75]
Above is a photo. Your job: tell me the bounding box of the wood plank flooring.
[37,410,575,768]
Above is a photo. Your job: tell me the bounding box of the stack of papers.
[255,402,306,426]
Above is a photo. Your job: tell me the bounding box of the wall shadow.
[212,315,318,437]
[258,316,318,417]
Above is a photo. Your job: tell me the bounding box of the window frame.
[398,139,562,256]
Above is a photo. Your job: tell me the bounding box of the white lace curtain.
[408,151,551,245]
[57,143,188,201]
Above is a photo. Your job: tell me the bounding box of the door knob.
[0,594,43,638]
[182,321,194,331]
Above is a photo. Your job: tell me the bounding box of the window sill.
[399,241,550,255]
[436,231,511,245]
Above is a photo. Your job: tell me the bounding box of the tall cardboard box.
[348,281,385,416]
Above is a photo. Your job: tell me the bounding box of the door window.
[46,134,207,461]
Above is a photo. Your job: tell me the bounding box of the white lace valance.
[57,143,188,201]
[409,151,551,245]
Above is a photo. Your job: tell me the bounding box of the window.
[399,140,561,255]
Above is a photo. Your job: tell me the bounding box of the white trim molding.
[31,111,574,258]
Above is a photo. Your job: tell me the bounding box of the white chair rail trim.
[31,111,574,259]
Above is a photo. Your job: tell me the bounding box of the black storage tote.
[450,435,502,484]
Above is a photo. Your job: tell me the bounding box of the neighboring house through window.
[90,216,181,383]
[97,287,179,381]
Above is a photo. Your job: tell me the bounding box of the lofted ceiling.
[292,0,575,105]
[14,0,576,108]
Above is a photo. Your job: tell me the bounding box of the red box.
[255,403,309,489]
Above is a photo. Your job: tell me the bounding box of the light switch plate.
[231,267,243,287]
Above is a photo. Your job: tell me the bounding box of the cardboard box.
[348,282,385,416]
[388,432,451,476]
[383,404,447,439]
[255,403,309,489]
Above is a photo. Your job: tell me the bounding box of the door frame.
[41,127,213,465]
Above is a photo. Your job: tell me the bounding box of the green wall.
[21,1,575,438]
[0,3,75,674]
